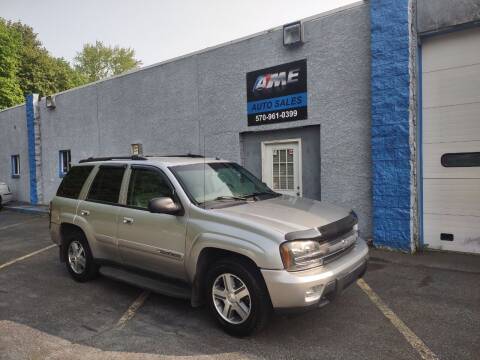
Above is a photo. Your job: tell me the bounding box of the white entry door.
[422,27,480,254]
[262,139,302,197]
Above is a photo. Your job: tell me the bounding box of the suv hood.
[213,195,350,235]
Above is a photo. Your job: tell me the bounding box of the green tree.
[9,20,87,97]
[74,41,142,82]
[0,20,23,109]
[0,18,89,109]
[0,18,141,110]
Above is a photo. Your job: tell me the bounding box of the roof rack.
[145,153,204,158]
[79,155,147,163]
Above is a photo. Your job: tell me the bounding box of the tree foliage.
[0,20,24,109]
[11,21,87,97]
[74,41,142,82]
[0,18,88,109]
[0,18,141,110]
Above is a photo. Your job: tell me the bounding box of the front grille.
[323,242,355,264]
[319,226,357,264]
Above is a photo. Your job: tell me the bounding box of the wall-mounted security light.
[46,95,56,109]
[131,143,143,156]
[283,21,304,47]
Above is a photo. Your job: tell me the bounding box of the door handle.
[80,210,90,216]
[123,217,134,224]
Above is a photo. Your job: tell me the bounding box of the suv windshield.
[170,162,278,206]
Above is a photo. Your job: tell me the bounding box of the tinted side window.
[127,168,174,209]
[57,166,93,199]
[441,152,480,167]
[87,166,125,204]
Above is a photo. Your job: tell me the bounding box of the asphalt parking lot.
[0,211,479,360]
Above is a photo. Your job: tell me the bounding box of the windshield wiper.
[199,196,249,205]
[244,191,278,199]
[200,192,278,206]
[214,195,248,201]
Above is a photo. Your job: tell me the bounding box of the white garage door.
[422,27,480,254]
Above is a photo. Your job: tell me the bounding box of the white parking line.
[0,245,56,270]
[357,278,439,360]
[115,290,150,329]
[0,218,43,231]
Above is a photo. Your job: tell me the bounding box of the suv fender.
[190,245,271,308]
[59,222,93,261]
[70,216,98,256]
[186,232,281,306]
[186,232,269,281]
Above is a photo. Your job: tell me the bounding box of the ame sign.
[246,59,307,126]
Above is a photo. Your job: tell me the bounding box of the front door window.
[127,168,174,209]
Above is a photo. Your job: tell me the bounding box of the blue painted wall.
[370,0,412,251]
[25,94,38,204]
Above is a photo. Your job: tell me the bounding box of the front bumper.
[261,238,369,309]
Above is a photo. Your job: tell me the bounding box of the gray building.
[1,0,480,254]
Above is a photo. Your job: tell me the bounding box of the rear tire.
[63,230,98,282]
[206,257,272,336]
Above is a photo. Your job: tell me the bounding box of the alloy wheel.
[68,240,86,274]
[212,273,251,324]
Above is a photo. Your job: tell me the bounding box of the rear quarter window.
[56,166,94,199]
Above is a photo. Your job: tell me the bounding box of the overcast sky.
[1,0,357,67]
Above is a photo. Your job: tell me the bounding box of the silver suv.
[50,155,369,336]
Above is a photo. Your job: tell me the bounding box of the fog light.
[305,285,323,302]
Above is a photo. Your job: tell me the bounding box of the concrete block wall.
[0,105,30,203]
[417,0,480,35]
[370,0,413,251]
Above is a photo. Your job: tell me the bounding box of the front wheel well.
[191,247,266,307]
[59,223,87,262]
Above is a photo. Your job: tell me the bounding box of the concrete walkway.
[3,201,49,214]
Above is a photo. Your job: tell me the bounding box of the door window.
[262,140,301,197]
[127,168,174,209]
[87,166,125,204]
[272,148,295,191]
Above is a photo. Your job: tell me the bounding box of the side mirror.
[148,197,182,215]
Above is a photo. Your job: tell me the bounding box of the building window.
[59,150,71,177]
[441,152,480,167]
[11,155,20,178]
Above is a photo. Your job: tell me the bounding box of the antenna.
[203,135,206,209]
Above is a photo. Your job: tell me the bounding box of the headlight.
[279,240,329,271]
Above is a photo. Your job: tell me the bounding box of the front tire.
[63,231,98,282]
[206,257,272,336]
